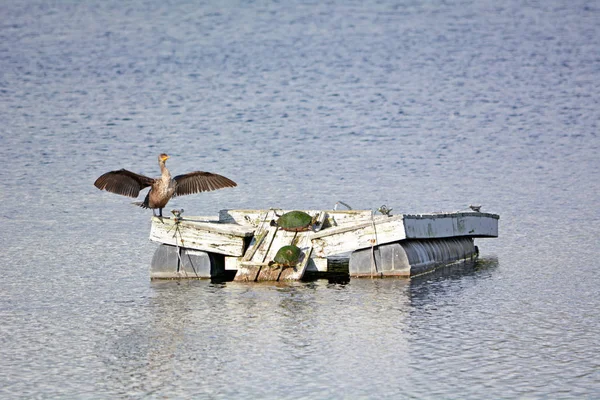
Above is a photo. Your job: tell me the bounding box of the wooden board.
[219,209,373,227]
[149,217,254,257]
[233,210,278,281]
[310,214,407,257]
[233,210,318,281]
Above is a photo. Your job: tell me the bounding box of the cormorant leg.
[159,208,163,218]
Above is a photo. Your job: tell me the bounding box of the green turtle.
[270,245,302,268]
[270,210,316,232]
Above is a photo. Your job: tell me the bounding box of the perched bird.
[377,204,393,216]
[469,204,482,212]
[94,153,236,217]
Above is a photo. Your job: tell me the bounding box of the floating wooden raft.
[149,209,499,281]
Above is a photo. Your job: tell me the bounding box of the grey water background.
[1,0,599,398]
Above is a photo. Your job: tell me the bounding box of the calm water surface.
[1,0,599,398]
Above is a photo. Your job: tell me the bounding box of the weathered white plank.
[153,217,255,236]
[225,256,240,270]
[240,228,270,262]
[242,210,279,262]
[305,257,328,272]
[234,210,318,281]
[219,209,373,227]
[232,230,277,281]
[311,215,407,257]
[324,210,374,227]
[233,264,262,282]
[233,210,279,281]
[243,229,298,281]
[149,217,253,257]
[254,264,284,281]
[219,209,282,226]
[262,229,296,260]
[170,215,220,222]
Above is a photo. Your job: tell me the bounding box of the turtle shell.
[273,245,302,267]
[274,211,313,232]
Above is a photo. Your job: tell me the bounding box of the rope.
[172,221,187,278]
[166,213,200,279]
[370,209,380,278]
